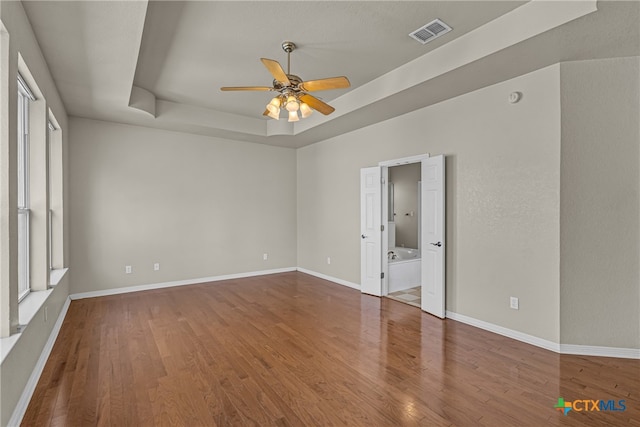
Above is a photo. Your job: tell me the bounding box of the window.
[17,75,34,301]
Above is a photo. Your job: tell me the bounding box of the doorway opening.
[385,163,422,308]
[360,154,445,318]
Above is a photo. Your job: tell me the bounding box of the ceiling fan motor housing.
[273,75,303,92]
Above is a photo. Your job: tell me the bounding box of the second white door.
[360,167,382,296]
[421,155,445,318]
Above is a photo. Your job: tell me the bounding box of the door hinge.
[380,224,384,232]
[381,272,385,279]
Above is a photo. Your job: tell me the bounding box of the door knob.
[430,241,442,247]
[361,234,367,239]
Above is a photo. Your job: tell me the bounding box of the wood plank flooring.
[22,272,639,426]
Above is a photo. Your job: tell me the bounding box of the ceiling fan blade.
[260,58,291,86]
[300,76,350,92]
[220,86,272,91]
[299,94,335,115]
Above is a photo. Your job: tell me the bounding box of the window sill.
[1,268,67,364]
[50,267,68,286]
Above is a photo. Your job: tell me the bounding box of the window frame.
[17,74,34,301]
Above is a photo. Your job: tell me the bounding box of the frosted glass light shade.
[299,102,313,118]
[288,110,299,122]
[266,97,281,119]
[267,107,280,120]
[268,97,281,107]
[285,96,299,112]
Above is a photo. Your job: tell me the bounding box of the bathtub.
[388,247,421,293]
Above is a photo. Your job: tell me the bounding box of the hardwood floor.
[23,272,639,426]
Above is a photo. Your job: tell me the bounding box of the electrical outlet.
[327,257,331,265]
[153,263,160,271]
[125,265,132,274]
[263,253,268,261]
[510,297,519,310]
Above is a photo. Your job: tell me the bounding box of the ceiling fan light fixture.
[288,110,299,122]
[285,95,299,112]
[299,102,313,118]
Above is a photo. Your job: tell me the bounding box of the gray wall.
[69,118,297,294]
[560,57,640,348]
[389,163,420,249]
[298,64,562,343]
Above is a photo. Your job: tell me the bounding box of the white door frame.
[361,153,445,318]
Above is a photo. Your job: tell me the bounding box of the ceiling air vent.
[409,19,452,45]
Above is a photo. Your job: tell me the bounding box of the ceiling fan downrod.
[282,41,295,76]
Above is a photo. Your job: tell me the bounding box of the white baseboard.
[296,268,360,290]
[445,311,561,352]
[69,267,297,300]
[446,310,640,359]
[559,344,640,359]
[8,296,71,427]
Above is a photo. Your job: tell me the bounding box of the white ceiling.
[21,1,640,148]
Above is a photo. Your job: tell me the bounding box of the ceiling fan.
[221,41,350,122]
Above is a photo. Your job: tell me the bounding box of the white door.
[360,167,382,296]
[421,155,445,318]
